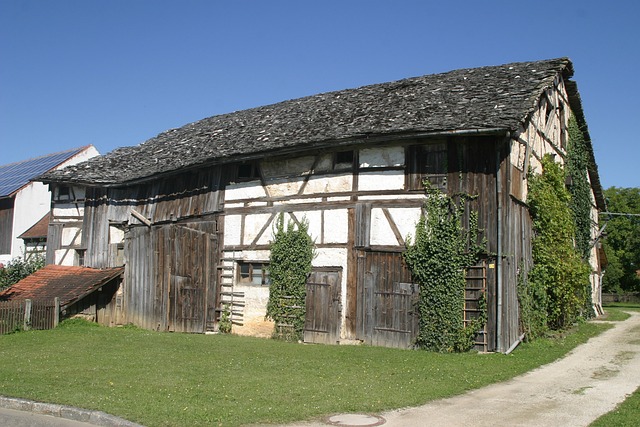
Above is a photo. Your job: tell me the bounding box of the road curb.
[0,396,144,426]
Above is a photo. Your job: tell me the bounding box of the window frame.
[237,261,271,286]
[406,142,448,191]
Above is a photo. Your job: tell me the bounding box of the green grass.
[0,319,611,427]
[602,302,640,322]
[590,387,640,427]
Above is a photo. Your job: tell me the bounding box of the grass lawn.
[590,386,640,427]
[601,302,640,322]
[0,319,611,427]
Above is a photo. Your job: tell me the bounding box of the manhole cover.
[325,413,386,426]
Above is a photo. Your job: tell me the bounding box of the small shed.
[0,265,124,326]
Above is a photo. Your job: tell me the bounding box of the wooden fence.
[0,298,60,335]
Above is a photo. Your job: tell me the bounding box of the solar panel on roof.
[0,148,85,197]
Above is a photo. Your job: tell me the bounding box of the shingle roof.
[39,58,578,186]
[0,146,90,197]
[18,212,50,240]
[0,265,124,309]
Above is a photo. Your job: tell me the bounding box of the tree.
[601,187,640,293]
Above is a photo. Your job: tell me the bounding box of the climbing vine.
[566,114,593,260]
[525,155,591,335]
[266,213,314,341]
[403,183,485,352]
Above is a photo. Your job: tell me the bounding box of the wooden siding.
[0,299,59,334]
[447,135,500,351]
[81,168,224,269]
[0,198,14,254]
[304,269,342,344]
[356,250,418,348]
[124,221,219,333]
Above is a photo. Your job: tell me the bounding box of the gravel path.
[285,311,640,427]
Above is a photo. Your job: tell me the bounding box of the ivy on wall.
[566,114,593,260]
[403,184,485,352]
[266,213,314,341]
[524,155,591,335]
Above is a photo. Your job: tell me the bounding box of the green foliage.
[0,255,45,291]
[601,187,640,293]
[266,213,314,341]
[218,304,232,334]
[403,183,485,352]
[525,155,592,335]
[566,115,593,259]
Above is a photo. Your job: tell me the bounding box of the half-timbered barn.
[38,58,605,352]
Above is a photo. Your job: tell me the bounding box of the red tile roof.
[18,212,51,239]
[0,265,124,308]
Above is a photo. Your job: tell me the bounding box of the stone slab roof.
[39,58,580,186]
[0,265,124,309]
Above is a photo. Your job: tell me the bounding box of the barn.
[38,58,605,352]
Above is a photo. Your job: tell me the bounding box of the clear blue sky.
[1,0,638,189]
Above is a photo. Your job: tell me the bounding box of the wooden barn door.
[356,251,419,348]
[168,224,218,333]
[304,269,342,344]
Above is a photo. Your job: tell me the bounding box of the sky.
[1,0,638,189]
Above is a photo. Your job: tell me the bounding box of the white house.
[0,146,99,265]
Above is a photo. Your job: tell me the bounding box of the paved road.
[0,407,95,427]
[286,311,640,427]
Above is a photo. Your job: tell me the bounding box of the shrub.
[0,255,45,291]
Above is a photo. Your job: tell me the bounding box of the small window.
[57,185,71,201]
[407,142,448,191]
[237,162,259,181]
[335,150,354,168]
[237,262,270,286]
[76,249,85,266]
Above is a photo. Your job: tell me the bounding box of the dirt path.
[285,312,640,427]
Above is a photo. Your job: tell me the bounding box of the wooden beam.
[131,209,152,227]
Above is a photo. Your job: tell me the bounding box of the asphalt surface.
[0,406,95,427]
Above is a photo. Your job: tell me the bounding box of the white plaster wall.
[243,213,276,246]
[264,178,305,198]
[390,207,422,242]
[225,180,267,201]
[60,226,82,247]
[359,146,404,168]
[54,248,77,266]
[324,209,348,244]
[10,181,51,258]
[109,226,125,244]
[358,170,405,191]
[369,207,421,246]
[224,215,242,246]
[231,249,274,338]
[303,174,352,194]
